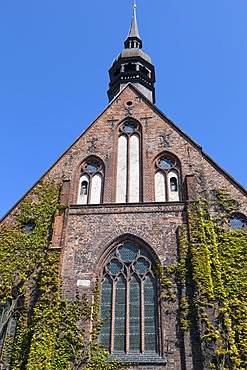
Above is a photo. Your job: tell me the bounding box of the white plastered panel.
[155,170,166,202]
[77,174,89,204]
[90,173,102,204]
[129,134,140,202]
[167,170,179,201]
[116,135,127,203]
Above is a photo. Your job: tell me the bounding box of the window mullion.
[165,172,169,201]
[126,279,130,354]
[140,279,145,353]
[126,136,130,203]
[87,176,92,204]
[110,281,116,353]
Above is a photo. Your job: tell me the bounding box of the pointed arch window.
[0,298,19,363]
[99,243,158,357]
[77,158,104,204]
[116,121,141,203]
[154,154,180,202]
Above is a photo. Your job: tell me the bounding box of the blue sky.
[0,0,247,218]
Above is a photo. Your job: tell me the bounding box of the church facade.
[1,7,247,370]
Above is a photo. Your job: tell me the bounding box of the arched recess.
[77,156,104,205]
[98,235,162,358]
[154,152,181,202]
[115,119,142,203]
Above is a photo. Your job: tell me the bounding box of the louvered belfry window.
[100,243,157,355]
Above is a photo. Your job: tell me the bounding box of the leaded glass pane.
[0,300,18,358]
[0,303,7,356]
[23,222,35,233]
[123,123,135,133]
[85,161,99,173]
[101,243,158,357]
[144,274,157,351]
[134,258,150,276]
[159,158,174,169]
[99,276,112,350]
[106,259,123,276]
[129,275,141,351]
[114,275,126,351]
[229,215,246,230]
[118,244,138,262]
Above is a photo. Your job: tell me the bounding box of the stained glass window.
[99,243,158,355]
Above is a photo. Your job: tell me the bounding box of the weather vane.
[133,0,137,9]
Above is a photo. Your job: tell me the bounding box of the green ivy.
[158,190,247,369]
[183,191,247,370]
[0,180,125,370]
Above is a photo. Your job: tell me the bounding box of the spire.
[107,1,156,103]
[124,2,142,49]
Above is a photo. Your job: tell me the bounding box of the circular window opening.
[123,123,136,133]
[23,221,35,233]
[158,157,175,169]
[126,101,133,106]
[84,161,100,173]
[229,214,246,230]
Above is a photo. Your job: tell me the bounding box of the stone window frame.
[115,118,143,203]
[77,156,105,205]
[153,151,181,202]
[99,239,165,363]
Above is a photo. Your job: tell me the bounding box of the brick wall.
[2,85,247,369]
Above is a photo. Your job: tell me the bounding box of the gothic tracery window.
[77,158,104,204]
[99,243,158,356]
[116,121,141,203]
[154,154,180,202]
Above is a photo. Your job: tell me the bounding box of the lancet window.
[77,158,104,204]
[0,299,19,363]
[116,121,141,203]
[99,243,158,356]
[154,154,180,202]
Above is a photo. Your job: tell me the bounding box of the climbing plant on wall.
[158,189,247,369]
[0,180,125,370]
[182,190,247,370]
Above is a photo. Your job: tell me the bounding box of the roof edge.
[1,84,246,222]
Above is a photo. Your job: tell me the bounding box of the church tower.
[107,4,155,103]
[0,4,246,370]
